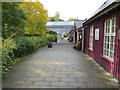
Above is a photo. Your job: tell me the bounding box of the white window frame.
[89,26,94,51]
[103,18,116,60]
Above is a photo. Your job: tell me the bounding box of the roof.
[91,0,117,17]
[84,0,120,25]
[45,20,86,29]
[45,21,74,28]
[74,20,86,29]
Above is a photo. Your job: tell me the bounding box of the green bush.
[13,36,51,58]
[2,38,17,76]
[2,35,56,77]
[13,37,35,58]
[47,34,56,42]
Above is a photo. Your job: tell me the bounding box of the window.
[104,18,116,59]
[89,26,94,50]
[79,34,82,39]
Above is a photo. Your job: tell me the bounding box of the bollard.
[48,42,52,48]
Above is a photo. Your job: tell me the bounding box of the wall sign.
[95,29,99,40]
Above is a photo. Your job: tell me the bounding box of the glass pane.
[105,36,107,42]
[108,27,110,33]
[112,27,115,33]
[107,43,109,49]
[104,43,107,49]
[110,51,114,59]
[106,28,108,33]
[108,21,110,26]
[112,19,115,25]
[107,36,109,43]
[110,44,113,51]
[106,21,107,27]
[104,49,106,55]
[106,50,109,56]
[111,36,114,43]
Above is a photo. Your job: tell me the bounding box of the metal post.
[82,27,84,52]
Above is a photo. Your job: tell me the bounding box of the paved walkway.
[3,40,118,88]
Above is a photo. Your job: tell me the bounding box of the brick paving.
[3,40,119,88]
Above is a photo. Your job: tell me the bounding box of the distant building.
[45,21,74,42]
[67,20,86,44]
[83,0,120,79]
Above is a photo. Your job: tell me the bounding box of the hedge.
[2,35,56,77]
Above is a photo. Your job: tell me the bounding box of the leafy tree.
[2,2,26,39]
[20,2,48,35]
[49,12,64,21]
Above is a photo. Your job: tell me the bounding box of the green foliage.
[13,37,35,58]
[1,2,57,77]
[47,34,56,42]
[2,35,54,77]
[2,2,26,39]
[13,36,50,58]
[2,38,17,76]
[49,12,64,21]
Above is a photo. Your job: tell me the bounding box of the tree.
[54,12,60,20]
[2,2,26,39]
[48,12,64,21]
[20,2,48,35]
[67,17,79,21]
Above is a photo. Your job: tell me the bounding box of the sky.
[40,0,107,21]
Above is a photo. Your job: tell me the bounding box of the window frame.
[103,18,116,60]
[89,25,94,51]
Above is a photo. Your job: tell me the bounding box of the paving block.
[50,82,68,87]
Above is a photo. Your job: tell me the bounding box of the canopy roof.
[45,21,74,28]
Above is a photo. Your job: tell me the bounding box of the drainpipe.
[118,29,120,80]
[82,27,84,52]
[118,10,120,80]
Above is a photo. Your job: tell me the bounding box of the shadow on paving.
[2,40,119,88]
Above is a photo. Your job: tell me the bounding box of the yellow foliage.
[19,2,48,35]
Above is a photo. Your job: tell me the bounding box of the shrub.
[47,34,56,42]
[2,38,17,76]
[13,37,35,58]
[2,35,56,76]
[13,36,50,58]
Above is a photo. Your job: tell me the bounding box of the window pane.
[110,44,114,51]
[108,27,110,33]
[112,27,115,33]
[104,49,107,55]
[105,36,107,42]
[106,28,108,33]
[110,51,114,59]
[108,21,110,26]
[112,19,115,25]
[107,43,109,49]
[111,36,115,43]
[107,36,109,43]
[106,50,109,56]
[104,43,107,48]
[106,22,108,27]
